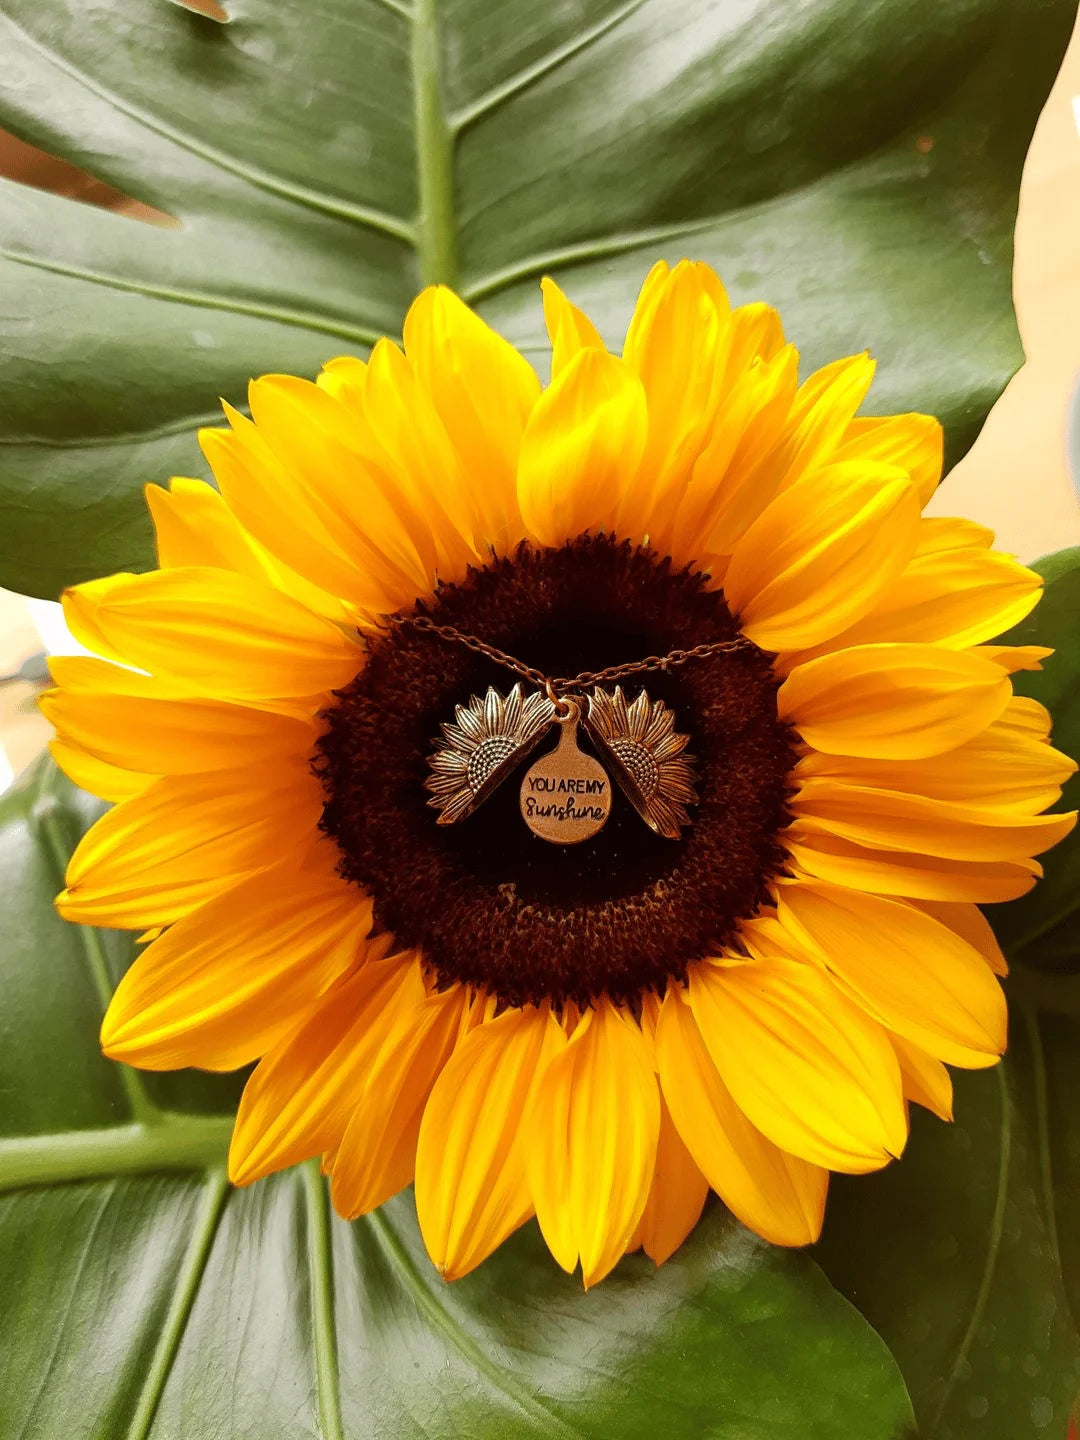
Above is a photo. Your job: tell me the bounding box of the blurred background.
[2,12,1079,789]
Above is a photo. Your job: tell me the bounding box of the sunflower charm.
[425,684,555,824]
[585,686,697,838]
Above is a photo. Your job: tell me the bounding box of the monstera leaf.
[0,761,917,1440]
[0,0,1073,597]
[816,989,1080,1440]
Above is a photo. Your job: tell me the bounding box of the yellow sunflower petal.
[914,517,995,554]
[201,410,398,615]
[62,566,361,705]
[777,643,1012,759]
[147,476,259,572]
[359,339,488,572]
[245,373,448,601]
[792,707,1076,813]
[776,881,1006,1068]
[996,694,1055,739]
[673,343,800,561]
[891,1034,953,1121]
[315,354,366,409]
[330,984,470,1219]
[517,348,648,547]
[723,464,921,651]
[913,899,1009,976]
[781,543,1042,665]
[763,351,877,495]
[47,651,320,728]
[541,276,606,376]
[791,778,1077,861]
[785,827,1040,902]
[629,1092,710,1266]
[656,986,827,1245]
[659,302,788,562]
[101,865,374,1070]
[57,760,321,928]
[619,259,731,528]
[527,1000,660,1287]
[688,955,907,1173]
[41,676,312,776]
[975,644,1054,674]
[723,301,787,373]
[47,655,153,695]
[146,477,353,623]
[403,285,540,553]
[49,738,154,803]
[228,951,425,1185]
[415,1004,563,1281]
[55,573,137,665]
[833,413,943,505]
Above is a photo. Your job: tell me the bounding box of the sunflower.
[44,260,1076,1288]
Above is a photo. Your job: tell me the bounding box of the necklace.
[390,614,752,847]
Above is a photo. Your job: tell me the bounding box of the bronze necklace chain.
[393,612,751,847]
[390,613,752,713]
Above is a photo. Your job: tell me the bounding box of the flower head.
[45,261,1076,1286]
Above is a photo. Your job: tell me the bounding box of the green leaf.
[989,547,1080,968]
[815,975,1080,1440]
[0,757,916,1440]
[0,0,1072,597]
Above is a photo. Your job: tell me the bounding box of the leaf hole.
[0,131,180,230]
[164,0,230,21]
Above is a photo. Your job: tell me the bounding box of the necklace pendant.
[519,700,612,845]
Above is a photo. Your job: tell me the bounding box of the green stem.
[412,0,458,288]
[0,1116,234,1192]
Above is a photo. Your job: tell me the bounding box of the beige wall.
[936,5,1080,556]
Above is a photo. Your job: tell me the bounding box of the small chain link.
[388,613,752,699]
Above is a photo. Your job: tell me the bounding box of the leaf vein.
[122,1167,231,1440]
[451,0,646,135]
[0,241,384,346]
[0,410,229,452]
[365,1207,582,1438]
[32,770,160,1126]
[928,1065,1011,1436]
[0,13,416,242]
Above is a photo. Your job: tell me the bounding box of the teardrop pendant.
[519,699,612,844]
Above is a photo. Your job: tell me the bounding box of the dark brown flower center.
[316,537,796,1009]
